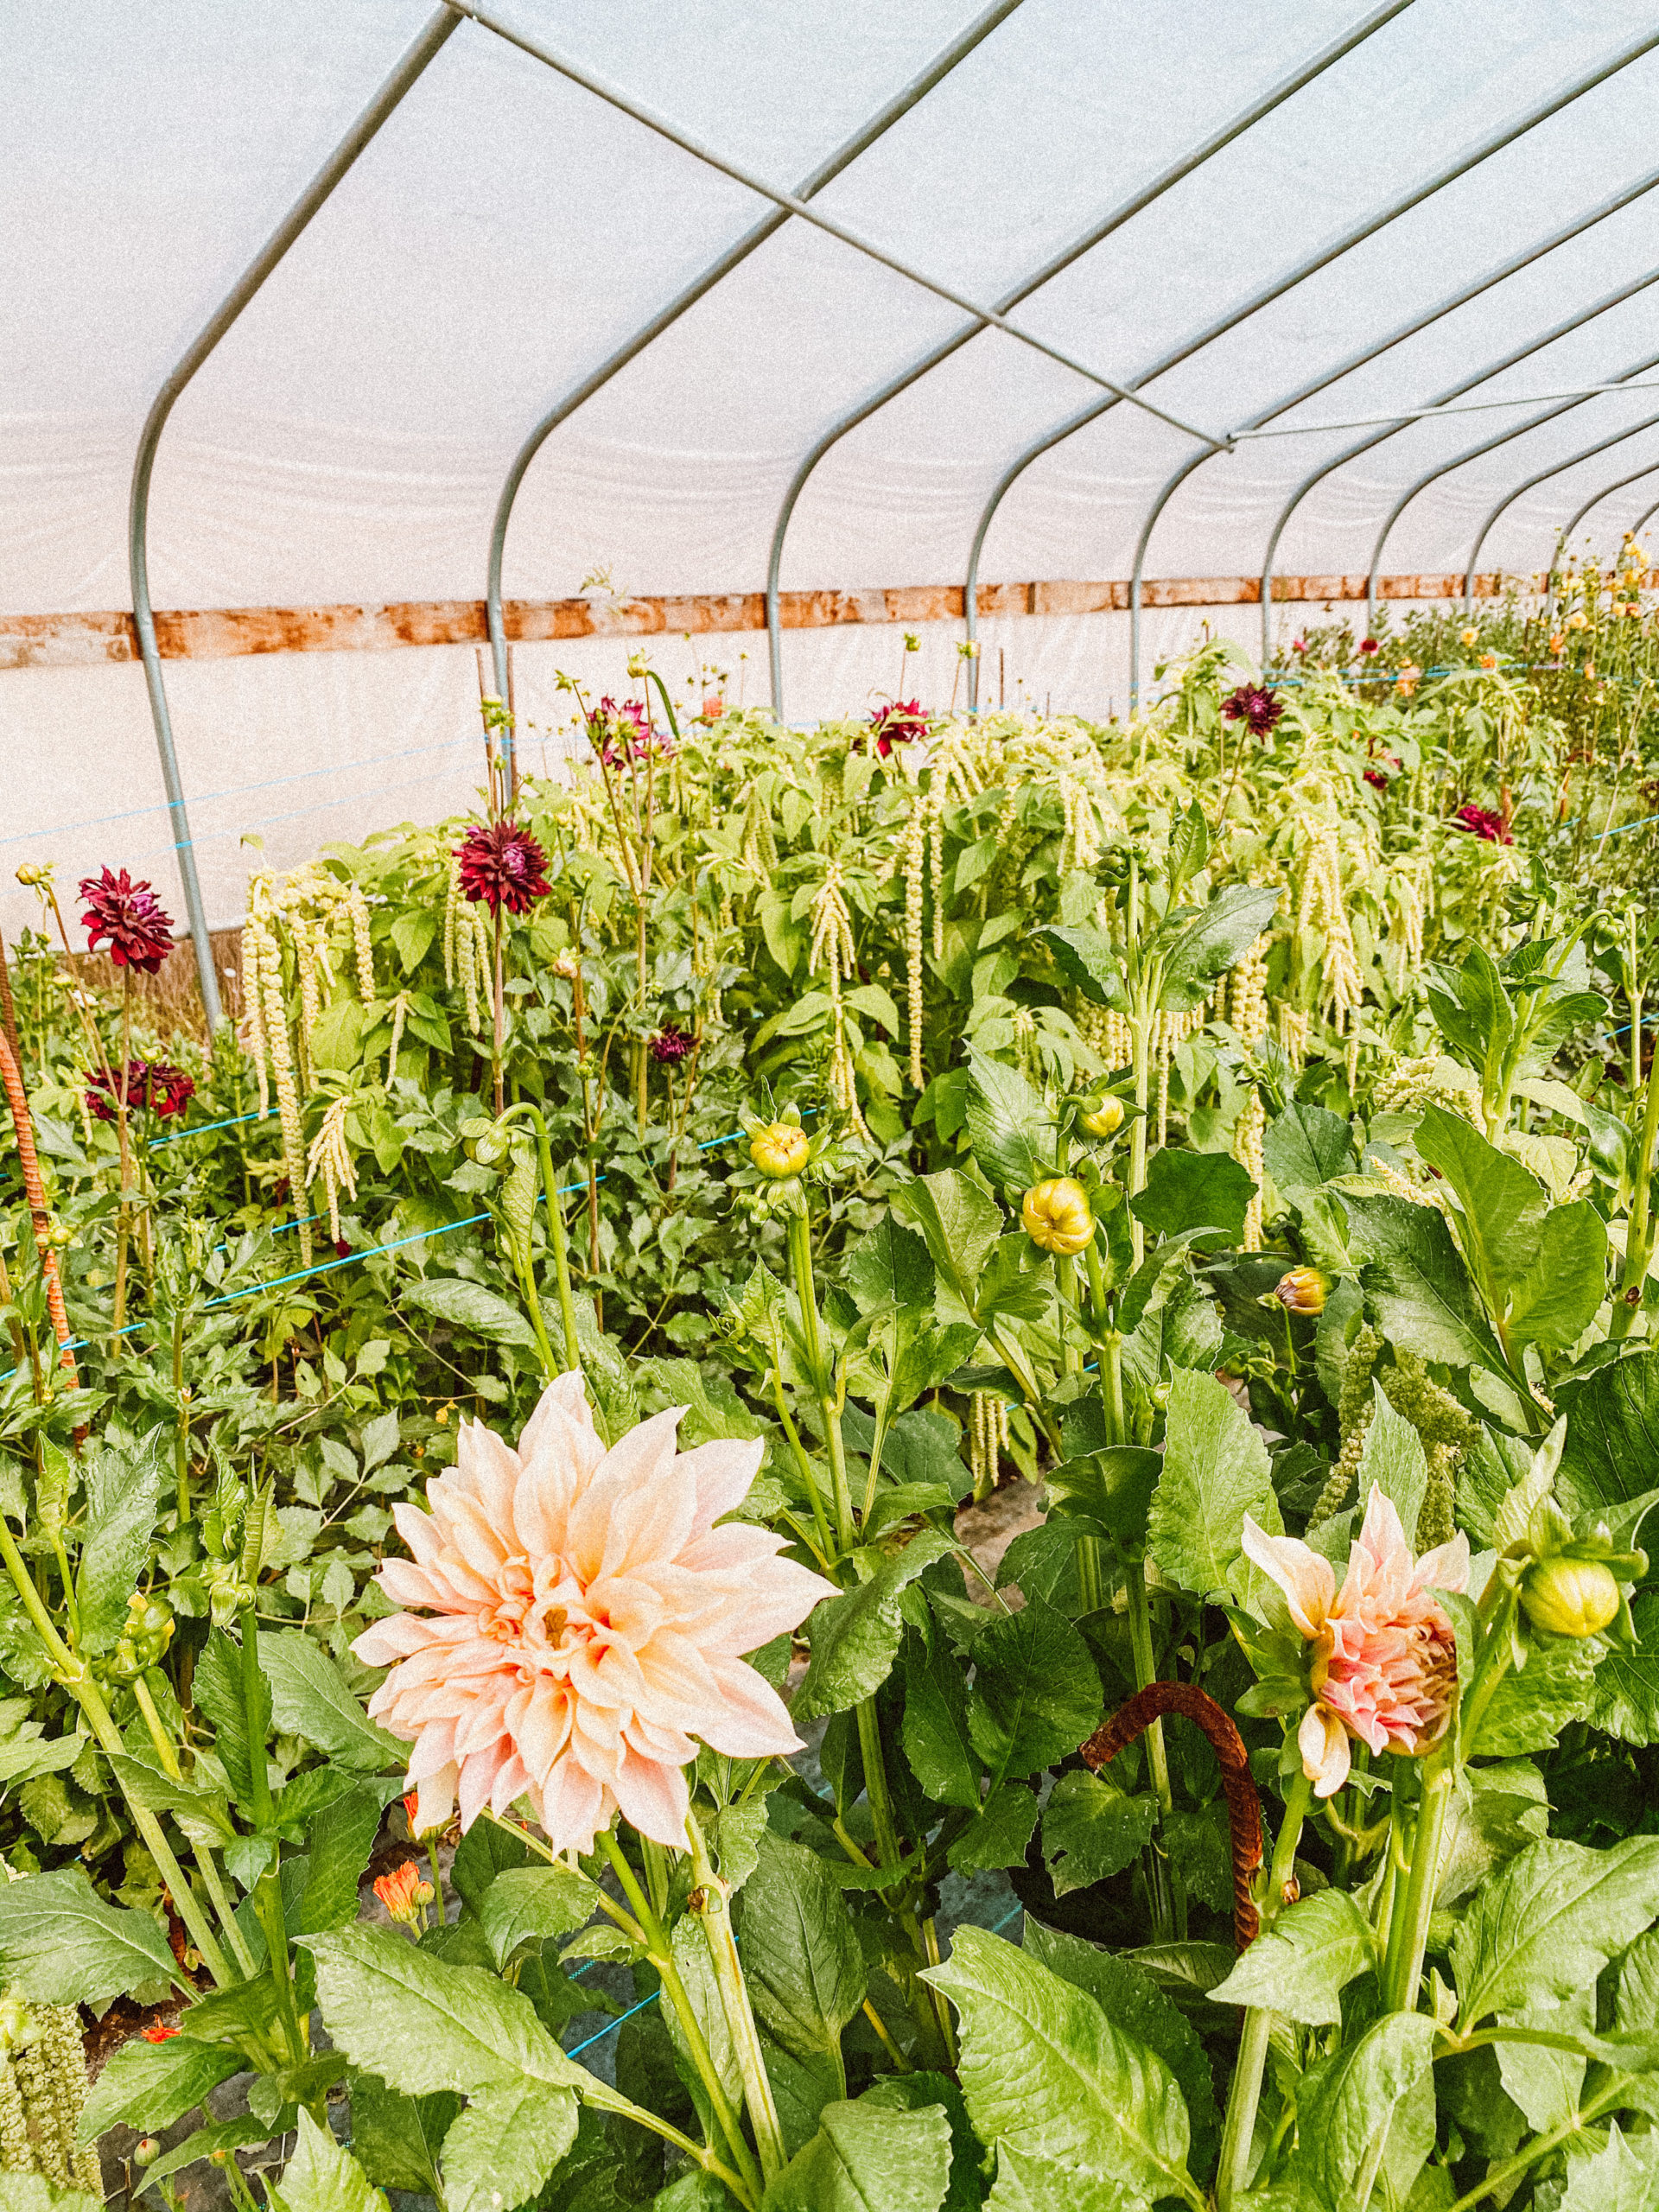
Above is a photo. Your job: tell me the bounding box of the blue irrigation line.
[567,1988,659,2060]
[150,1110,265,1148]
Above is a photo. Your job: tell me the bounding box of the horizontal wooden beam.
[0,570,1520,672]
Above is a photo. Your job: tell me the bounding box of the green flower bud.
[1079,1095,1124,1139]
[750,1122,810,1179]
[1521,1556,1621,1639]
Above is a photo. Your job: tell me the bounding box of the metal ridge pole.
[1462,404,1659,607]
[130,7,460,1027]
[749,0,1414,715]
[963,22,1659,710]
[1259,244,1659,660]
[442,2,1227,457]
[1365,347,1659,629]
[481,0,1027,709]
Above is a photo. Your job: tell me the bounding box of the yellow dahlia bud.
[1079,1096,1124,1139]
[750,1122,810,1179]
[13,864,48,888]
[1021,1177,1094,1255]
[1274,1268,1329,1315]
[1520,1557,1620,1639]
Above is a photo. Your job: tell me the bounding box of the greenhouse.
[7,1,1659,2205]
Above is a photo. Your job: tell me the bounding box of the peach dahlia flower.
[1242,1485,1469,1798]
[355,1373,836,1853]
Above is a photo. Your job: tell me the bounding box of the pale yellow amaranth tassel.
[347,880,375,1001]
[1234,1089,1266,1252]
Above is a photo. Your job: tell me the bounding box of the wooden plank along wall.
[0,571,1517,673]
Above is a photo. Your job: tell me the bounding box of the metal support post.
[129,8,460,1026]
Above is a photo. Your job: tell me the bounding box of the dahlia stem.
[686,1810,788,2180]
[596,1828,764,2204]
[1217,1768,1311,2212]
[1383,1751,1452,2015]
[786,1206,854,1549]
[237,1605,273,1830]
[490,906,505,1118]
[855,1696,905,1878]
[1125,1561,1178,1938]
[112,970,133,1343]
[497,1103,584,1380]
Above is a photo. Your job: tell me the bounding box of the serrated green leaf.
[761,2094,951,2212]
[477,1864,597,1969]
[925,1926,1198,2208]
[793,1533,954,1722]
[1506,1201,1608,1350]
[1154,884,1283,1012]
[1453,1838,1659,2027]
[0,1865,177,2006]
[1560,2120,1659,2212]
[741,1834,865,2081]
[1262,1102,1355,1192]
[1592,1592,1659,1747]
[402,1277,534,1348]
[1035,925,1128,1014]
[890,1171,1005,1314]
[983,2143,1131,2211]
[76,2031,242,2141]
[74,1433,163,1654]
[1040,1770,1157,1897]
[964,1054,1052,1194]
[1295,2012,1438,2212]
[902,1634,980,1810]
[441,2080,577,2212]
[1473,1628,1599,1755]
[1560,1344,1659,1517]
[1357,1383,1429,1544]
[263,1630,404,1770]
[269,2108,386,2212]
[336,2073,458,2197]
[965,1598,1101,1786]
[1128,1150,1254,1250]
[843,1219,935,1315]
[1414,1105,1548,1299]
[948,1785,1039,1874]
[1147,1368,1279,1599]
[1208,1889,1378,2026]
[1341,1192,1516,1399]
[296,1784,383,1935]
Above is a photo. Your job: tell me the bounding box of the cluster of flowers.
[85,1058,194,1122]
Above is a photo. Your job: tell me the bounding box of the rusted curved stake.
[1081,1681,1263,1950]
[0,1032,78,1383]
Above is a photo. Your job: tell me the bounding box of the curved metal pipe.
[130,7,459,1025]
[1462,403,1659,605]
[1364,346,1659,631]
[751,0,1416,716]
[483,0,1027,704]
[1555,455,1659,556]
[966,21,1659,715]
[1257,183,1659,660]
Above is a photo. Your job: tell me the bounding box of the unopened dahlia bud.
[1021,1177,1094,1255]
[750,1122,810,1179]
[1521,1557,1621,1639]
[1079,1096,1124,1139]
[1274,1268,1329,1315]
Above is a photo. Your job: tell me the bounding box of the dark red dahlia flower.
[871,700,928,757]
[454,821,551,916]
[86,1058,195,1122]
[77,868,175,972]
[1219,683,1285,736]
[649,1023,694,1065]
[1359,637,1379,655]
[1364,768,1389,791]
[1452,804,1512,844]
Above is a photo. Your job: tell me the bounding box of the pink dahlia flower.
[1242,1485,1469,1797]
[354,1373,836,1853]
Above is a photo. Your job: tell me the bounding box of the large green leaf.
[1040,1770,1156,1896]
[194,1625,270,1808]
[925,1925,1198,2208]
[1147,1369,1279,1599]
[1356,1384,1429,1544]
[77,2032,243,2140]
[760,2095,952,2212]
[900,1632,980,1811]
[0,1866,177,2006]
[75,1433,163,1654]
[843,1220,935,1315]
[1022,1923,1219,2163]
[263,1630,404,1770]
[296,1784,383,1936]
[1560,1344,1659,1516]
[1128,1150,1254,1250]
[441,2081,577,2212]
[983,2145,1130,2211]
[477,1864,597,1969]
[1506,1201,1609,1351]
[1559,2121,1659,2212]
[1262,1103,1356,1193]
[1341,1193,1512,1383]
[946,1784,1039,1874]
[1295,2012,1439,2212]
[1473,1630,1599,1754]
[1207,1890,1377,2027]
[1414,1105,1548,1300]
[965,1598,1102,1785]
[964,1054,1052,1194]
[269,2109,387,2212]
[1592,1592,1659,1747]
[793,1533,954,1722]
[1035,925,1128,1013]
[401,1277,534,1347]
[1154,885,1284,1013]
[346,2074,457,2198]
[863,2073,982,2212]
[1452,1839,1659,2027]
[741,1834,866,2080]
[891,1171,1005,1316]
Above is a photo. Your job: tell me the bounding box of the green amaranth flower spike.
[0,1872,99,2192]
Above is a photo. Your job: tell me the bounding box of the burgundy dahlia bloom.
[1359,637,1379,656]
[86,1058,195,1122]
[78,868,175,972]
[649,1024,694,1065]
[1452,804,1512,845]
[1220,683,1285,737]
[871,700,928,757]
[454,821,551,916]
[1364,768,1389,791]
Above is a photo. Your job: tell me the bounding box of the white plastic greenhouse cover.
[8,0,1659,975]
